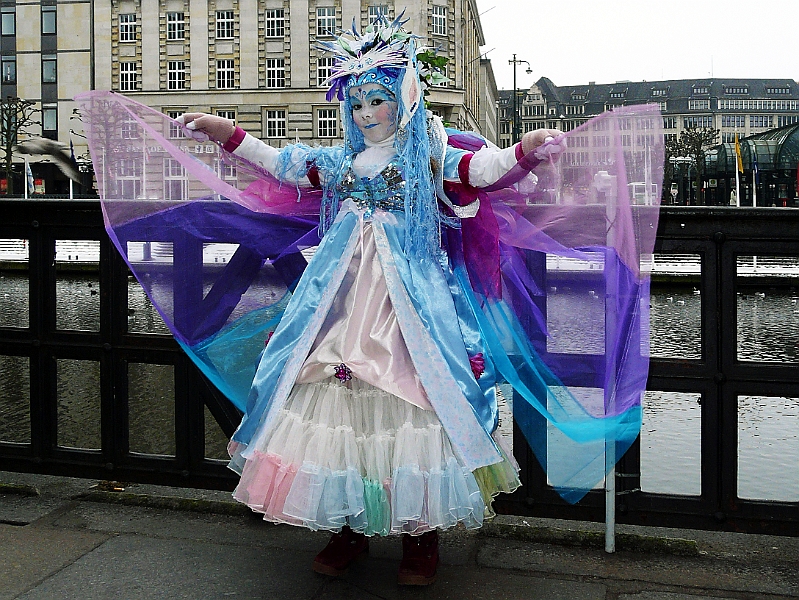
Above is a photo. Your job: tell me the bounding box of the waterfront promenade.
[2,470,797,600]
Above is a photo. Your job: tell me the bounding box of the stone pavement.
[1,471,797,600]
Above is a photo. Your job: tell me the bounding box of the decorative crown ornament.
[318,10,450,116]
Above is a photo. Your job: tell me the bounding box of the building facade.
[1,0,94,194]
[98,0,494,147]
[498,77,799,150]
[2,0,497,194]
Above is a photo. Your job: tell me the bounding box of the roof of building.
[499,77,799,116]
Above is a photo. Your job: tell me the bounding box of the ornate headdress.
[318,11,449,129]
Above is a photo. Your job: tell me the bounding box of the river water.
[1,249,797,502]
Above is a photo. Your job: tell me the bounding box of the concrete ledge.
[79,491,251,517]
[481,517,699,557]
[0,482,40,497]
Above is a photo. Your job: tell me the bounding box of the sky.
[475,0,798,90]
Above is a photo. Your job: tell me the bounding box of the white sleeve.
[467,144,524,188]
[233,134,313,187]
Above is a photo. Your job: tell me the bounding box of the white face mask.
[348,83,399,144]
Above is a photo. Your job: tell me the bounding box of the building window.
[216,109,236,121]
[266,58,285,88]
[662,116,676,129]
[724,86,748,94]
[432,5,446,36]
[265,109,286,138]
[216,10,235,39]
[609,90,625,98]
[166,12,185,41]
[166,110,185,138]
[265,9,284,37]
[565,105,584,115]
[2,56,15,83]
[119,13,136,42]
[368,5,389,21]
[317,108,338,138]
[117,159,142,198]
[570,93,585,101]
[688,99,710,110]
[164,158,188,201]
[767,87,791,95]
[778,115,799,127]
[499,121,509,134]
[119,62,137,91]
[167,61,186,90]
[41,5,56,35]
[316,7,335,37]
[121,117,139,140]
[721,115,745,128]
[317,57,334,86]
[1,7,15,36]
[750,115,772,129]
[41,54,56,83]
[652,89,667,97]
[214,158,237,181]
[42,104,57,133]
[683,116,713,128]
[692,86,708,95]
[216,59,235,89]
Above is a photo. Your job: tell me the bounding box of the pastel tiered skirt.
[230,377,519,536]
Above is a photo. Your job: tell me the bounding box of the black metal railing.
[498,206,799,536]
[1,199,798,534]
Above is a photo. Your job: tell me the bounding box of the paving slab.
[15,533,325,600]
[618,594,742,600]
[0,524,109,600]
[477,537,799,598]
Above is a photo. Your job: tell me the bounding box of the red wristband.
[222,126,246,152]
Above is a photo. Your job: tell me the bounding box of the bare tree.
[0,96,39,195]
[675,127,719,204]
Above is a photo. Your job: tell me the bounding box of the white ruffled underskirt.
[230,377,517,536]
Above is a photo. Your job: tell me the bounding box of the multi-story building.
[1,0,93,194]
[3,0,497,194]
[98,0,494,146]
[498,77,799,149]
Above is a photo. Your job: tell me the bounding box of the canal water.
[1,251,797,502]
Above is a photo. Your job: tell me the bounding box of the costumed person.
[175,15,560,585]
[77,11,662,590]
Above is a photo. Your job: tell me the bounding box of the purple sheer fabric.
[77,91,663,502]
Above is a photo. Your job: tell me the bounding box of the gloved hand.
[521,128,567,161]
[175,113,236,144]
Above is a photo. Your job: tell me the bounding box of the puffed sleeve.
[222,127,317,187]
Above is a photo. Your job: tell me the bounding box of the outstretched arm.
[177,113,315,186]
[457,129,565,189]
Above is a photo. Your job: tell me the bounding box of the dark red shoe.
[312,526,369,576]
[398,531,439,586]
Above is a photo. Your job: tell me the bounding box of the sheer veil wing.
[447,104,663,502]
[76,91,322,411]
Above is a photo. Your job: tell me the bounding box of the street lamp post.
[508,54,532,144]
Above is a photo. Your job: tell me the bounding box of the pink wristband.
[222,126,246,152]
[515,142,524,160]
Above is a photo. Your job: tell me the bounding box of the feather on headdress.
[318,11,449,120]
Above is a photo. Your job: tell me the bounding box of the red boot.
[312,526,369,576]
[398,530,439,586]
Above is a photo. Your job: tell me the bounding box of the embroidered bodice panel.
[336,158,406,217]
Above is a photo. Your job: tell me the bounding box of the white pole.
[23,157,29,199]
[69,178,73,200]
